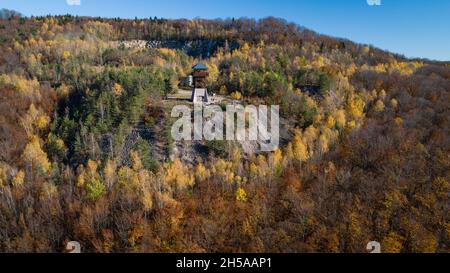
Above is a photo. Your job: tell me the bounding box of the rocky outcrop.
[114,39,238,57]
[113,40,148,50]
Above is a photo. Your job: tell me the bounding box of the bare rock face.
[114,40,148,49]
[165,109,292,166]
[114,39,238,57]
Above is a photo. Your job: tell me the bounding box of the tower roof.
[192,63,208,70]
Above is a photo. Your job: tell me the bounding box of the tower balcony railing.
[192,71,209,77]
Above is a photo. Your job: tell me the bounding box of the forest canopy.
[0,14,448,253]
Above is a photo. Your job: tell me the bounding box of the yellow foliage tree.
[347,94,365,119]
[292,133,309,162]
[158,48,177,58]
[333,109,346,128]
[212,159,235,183]
[394,117,403,126]
[57,83,70,98]
[318,134,330,155]
[219,85,228,95]
[117,166,132,187]
[269,148,284,177]
[325,116,336,128]
[231,91,242,100]
[271,148,283,168]
[248,154,269,179]
[347,120,357,130]
[86,160,99,178]
[83,21,114,40]
[62,50,71,61]
[77,160,105,200]
[381,232,404,253]
[241,42,251,54]
[373,100,385,112]
[414,233,438,253]
[112,83,124,96]
[249,162,258,179]
[12,170,25,187]
[0,165,7,188]
[0,74,40,98]
[20,104,50,135]
[230,146,242,169]
[20,104,39,136]
[303,125,318,148]
[103,160,116,189]
[362,46,370,54]
[284,142,294,161]
[141,189,153,211]
[76,165,86,187]
[130,151,143,171]
[312,56,326,68]
[390,98,398,109]
[164,159,194,191]
[35,115,50,130]
[207,63,219,84]
[236,187,247,202]
[194,163,210,183]
[86,177,105,201]
[22,135,51,174]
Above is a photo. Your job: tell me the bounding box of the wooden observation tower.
[191,63,210,103]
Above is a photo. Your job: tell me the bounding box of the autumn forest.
[0,12,449,253]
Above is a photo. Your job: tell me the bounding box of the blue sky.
[2,0,449,61]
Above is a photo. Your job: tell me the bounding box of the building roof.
[192,63,208,70]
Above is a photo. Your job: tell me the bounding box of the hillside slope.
[0,15,448,253]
